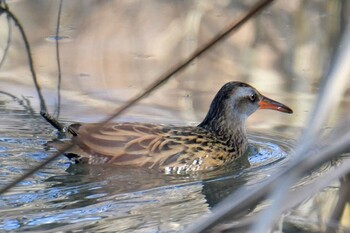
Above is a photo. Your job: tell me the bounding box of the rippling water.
[0,97,298,232]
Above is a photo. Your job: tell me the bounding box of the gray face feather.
[199,82,262,129]
[226,85,261,122]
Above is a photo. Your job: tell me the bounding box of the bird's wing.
[68,122,188,168]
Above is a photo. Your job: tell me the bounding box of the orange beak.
[259,96,293,114]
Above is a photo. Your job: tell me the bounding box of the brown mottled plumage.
[60,82,293,173]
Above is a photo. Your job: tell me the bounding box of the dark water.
[0,97,295,232]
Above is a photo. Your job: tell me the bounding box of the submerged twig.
[0,0,275,196]
[41,111,66,132]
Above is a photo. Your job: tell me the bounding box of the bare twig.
[0,4,12,69]
[0,90,20,101]
[0,91,36,116]
[0,4,47,113]
[55,0,63,118]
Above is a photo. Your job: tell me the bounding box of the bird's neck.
[198,114,248,153]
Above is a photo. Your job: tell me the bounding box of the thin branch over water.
[55,0,63,118]
[0,3,12,69]
[0,4,47,113]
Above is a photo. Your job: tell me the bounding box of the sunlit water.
[0,96,301,233]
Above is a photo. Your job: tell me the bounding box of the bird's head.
[199,81,293,129]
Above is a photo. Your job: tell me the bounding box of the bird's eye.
[249,93,256,102]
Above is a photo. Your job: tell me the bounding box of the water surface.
[0,97,295,232]
[1,0,349,231]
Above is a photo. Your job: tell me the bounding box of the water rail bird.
[57,81,293,173]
